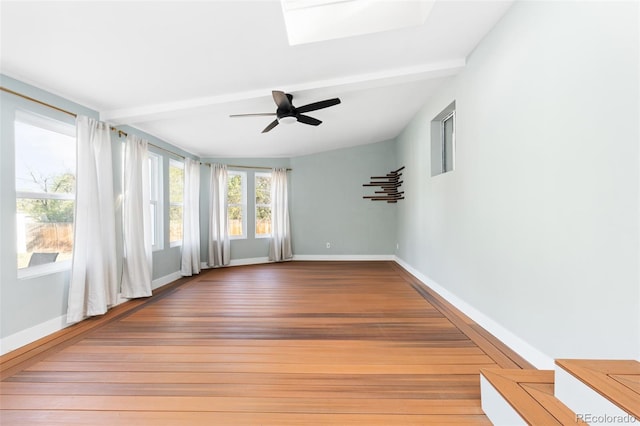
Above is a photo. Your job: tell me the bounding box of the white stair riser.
[480,374,527,426]
[555,366,638,425]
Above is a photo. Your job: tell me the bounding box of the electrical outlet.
[326,242,331,249]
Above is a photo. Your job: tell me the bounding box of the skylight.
[281,0,435,45]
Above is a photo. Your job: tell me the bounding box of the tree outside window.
[227,171,246,238]
[169,159,184,246]
[15,111,76,269]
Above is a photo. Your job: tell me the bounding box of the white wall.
[396,1,639,366]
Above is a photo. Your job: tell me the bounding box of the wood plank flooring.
[1,261,529,425]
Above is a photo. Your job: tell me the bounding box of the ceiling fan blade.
[296,98,341,114]
[272,90,292,110]
[297,115,322,126]
[230,113,276,117]
[262,119,279,133]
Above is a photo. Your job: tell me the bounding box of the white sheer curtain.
[181,158,201,276]
[269,168,293,262]
[208,163,230,267]
[67,116,118,323]
[121,134,153,298]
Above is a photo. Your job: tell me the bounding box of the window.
[431,101,456,177]
[169,159,184,246]
[255,172,272,238]
[15,111,76,271]
[227,171,246,239]
[148,152,163,250]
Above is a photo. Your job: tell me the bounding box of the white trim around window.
[148,152,163,251]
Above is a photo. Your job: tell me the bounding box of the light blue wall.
[395,1,639,363]
[0,75,95,339]
[5,1,638,366]
[118,125,196,279]
[290,140,398,255]
[0,78,403,343]
[198,158,291,262]
[198,143,399,262]
[0,75,190,339]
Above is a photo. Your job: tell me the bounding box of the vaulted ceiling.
[0,1,513,158]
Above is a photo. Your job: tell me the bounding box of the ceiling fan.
[230,90,341,133]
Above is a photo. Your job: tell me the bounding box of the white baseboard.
[230,257,271,266]
[152,271,182,290]
[394,256,554,370]
[200,257,272,270]
[0,314,69,356]
[199,255,394,268]
[293,254,395,261]
[0,270,184,356]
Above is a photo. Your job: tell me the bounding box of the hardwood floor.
[1,261,530,425]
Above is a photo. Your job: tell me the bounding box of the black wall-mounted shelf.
[362,166,405,203]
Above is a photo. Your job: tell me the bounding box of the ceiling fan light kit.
[278,115,297,125]
[230,90,341,133]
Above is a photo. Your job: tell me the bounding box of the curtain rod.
[214,164,292,171]
[1,86,291,171]
[2,85,190,160]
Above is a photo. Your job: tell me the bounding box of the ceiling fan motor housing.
[230,90,340,133]
[277,103,298,123]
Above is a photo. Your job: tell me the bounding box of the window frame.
[148,151,163,251]
[441,110,455,173]
[430,101,456,177]
[168,158,184,248]
[254,172,272,239]
[227,170,247,240]
[14,110,76,278]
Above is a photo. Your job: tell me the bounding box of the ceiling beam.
[100,59,465,125]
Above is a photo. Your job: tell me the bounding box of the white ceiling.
[0,1,513,158]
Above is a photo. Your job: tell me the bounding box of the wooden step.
[480,368,585,425]
[555,359,640,421]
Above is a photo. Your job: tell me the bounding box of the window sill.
[18,260,72,280]
[170,241,182,248]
